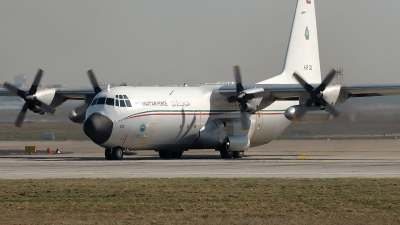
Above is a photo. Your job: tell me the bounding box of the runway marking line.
[325,143,400,152]
[286,159,329,163]
[293,142,400,162]
[298,151,313,160]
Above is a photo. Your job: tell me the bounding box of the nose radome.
[83,113,113,144]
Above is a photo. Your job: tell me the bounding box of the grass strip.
[0,178,399,224]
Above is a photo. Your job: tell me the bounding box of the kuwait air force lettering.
[135,101,168,107]
[134,101,191,107]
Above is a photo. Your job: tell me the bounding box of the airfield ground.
[0,139,400,224]
[1,139,400,179]
[1,178,399,225]
[1,106,400,224]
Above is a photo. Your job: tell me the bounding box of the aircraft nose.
[83,113,113,144]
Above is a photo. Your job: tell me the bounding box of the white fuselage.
[86,85,295,151]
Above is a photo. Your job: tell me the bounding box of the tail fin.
[258,0,321,84]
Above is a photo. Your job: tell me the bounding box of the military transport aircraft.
[2,0,400,160]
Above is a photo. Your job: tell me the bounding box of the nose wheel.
[105,147,124,160]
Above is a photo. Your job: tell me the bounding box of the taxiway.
[0,140,400,179]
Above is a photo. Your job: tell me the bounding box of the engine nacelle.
[284,105,331,123]
[196,120,227,148]
[69,109,86,124]
[35,88,64,107]
[322,85,342,106]
[225,136,250,151]
[23,88,65,115]
[29,105,45,114]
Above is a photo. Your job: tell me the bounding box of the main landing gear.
[219,149,244,159]
[105,147,124,160]
[158,150,184,159]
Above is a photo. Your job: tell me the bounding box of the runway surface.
[1,140,400,179]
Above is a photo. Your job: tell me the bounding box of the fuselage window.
[116,95,119,99]
[115,99,119,106]
[106,98,114,106]
[90,98,98,106]
[97,97,106,105]
[120,100,126,107]
[125,100,132,107]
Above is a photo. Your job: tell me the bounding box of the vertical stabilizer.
[258,0,321,84]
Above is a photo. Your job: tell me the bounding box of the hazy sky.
[1,0,399,88]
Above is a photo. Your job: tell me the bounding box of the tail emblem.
[305,26,310,40]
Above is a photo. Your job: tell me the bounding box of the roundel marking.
[140,124,146,132]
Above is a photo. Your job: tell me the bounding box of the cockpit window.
[120,100,126,107]
[90,98,98,106]
[105,98,114,106]
[90,96,130,107]
[94,94,131,108]
[97,97,106,105]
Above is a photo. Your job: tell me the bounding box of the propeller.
[87,69,102,94]
[229,66,264,130]
[72,70,102,116]
[3,69,55,127]
[292,69,341,121]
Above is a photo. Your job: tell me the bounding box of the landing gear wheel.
[220,149,233,159]
[105,148,113,160]
[170,151,183,159]
[233,151,244,158]
[112,147,124,160]
[159,151,171,159]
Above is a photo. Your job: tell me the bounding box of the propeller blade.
[87,70,102,94]
[293,72,314,93]
[240,112,251,130]
[305,98,314,107]
[74,104,89,115]
[39,101,56,114]
[236,92,246,102]
[15,104,28,128]
[233,66,243,93]
[317,69,337,92]
[3,82,26,99]
[28,69,43,95]
[320,98,341,119]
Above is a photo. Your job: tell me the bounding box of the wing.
[52,88,97,100]
[219,83,400,101]
[340,84,400,98]
[218,84,305,101]
[1,69,102,127]
[0,87,96,100]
